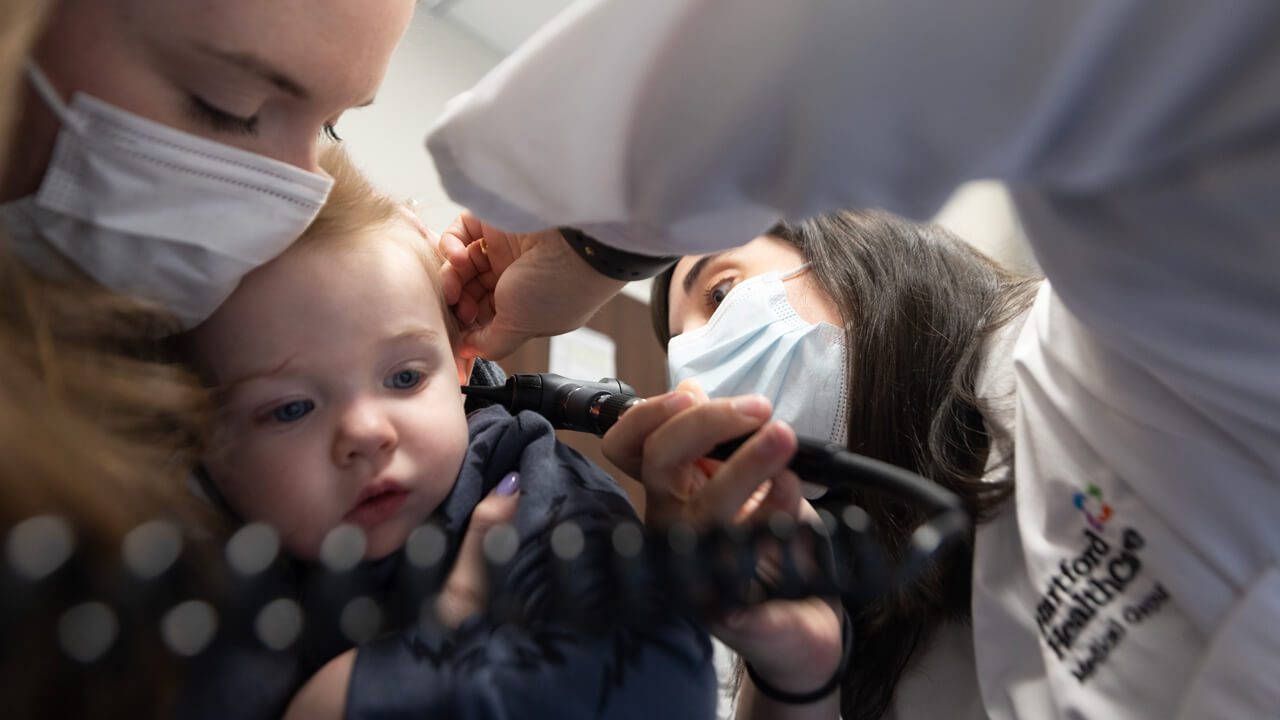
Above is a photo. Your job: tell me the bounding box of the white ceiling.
[430,0,576,55]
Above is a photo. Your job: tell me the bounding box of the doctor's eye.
[321,123,342,142]
[269,400,314,423]
[385,369,424,391]
[703,278,735,309]
[186,95,259,135]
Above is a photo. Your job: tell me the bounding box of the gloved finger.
[436,472,521,628]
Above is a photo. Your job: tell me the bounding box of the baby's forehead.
[281,216,442,293]
[348,214,443,268]
[372,225,449,315]
[191,228,453,384]
[313,217,459,342]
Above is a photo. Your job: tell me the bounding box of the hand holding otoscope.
[462,373,969,584]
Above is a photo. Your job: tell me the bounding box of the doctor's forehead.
[670,236,804,299]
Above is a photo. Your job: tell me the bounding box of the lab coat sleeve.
[426,0,1280,255]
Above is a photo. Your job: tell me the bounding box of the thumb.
[460,323,529,362]
[436,472,521,628]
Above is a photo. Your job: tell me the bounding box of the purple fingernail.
[496,471,520,496]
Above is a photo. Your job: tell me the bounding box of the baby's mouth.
[346,482,410,527]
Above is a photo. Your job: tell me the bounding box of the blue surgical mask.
[667,264,849,448]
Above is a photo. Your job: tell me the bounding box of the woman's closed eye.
[186,94,260,135]
[384,368,425,391]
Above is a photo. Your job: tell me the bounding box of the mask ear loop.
[24,60,84,133]
[780,262,811,281]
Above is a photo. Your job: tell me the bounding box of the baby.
[181,147,715,720]
[188,148,474,564]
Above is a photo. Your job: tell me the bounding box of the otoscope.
[462,373,969,574]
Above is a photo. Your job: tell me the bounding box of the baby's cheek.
[217,447,301,519]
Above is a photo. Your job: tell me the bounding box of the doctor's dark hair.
[650,209,1039,720]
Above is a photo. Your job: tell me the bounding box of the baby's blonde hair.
[304,145,460,347]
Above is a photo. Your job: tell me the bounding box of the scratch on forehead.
[226,354,298,390]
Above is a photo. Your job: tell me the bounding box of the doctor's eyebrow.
[681,251,729,298]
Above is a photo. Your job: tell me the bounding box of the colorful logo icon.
[1073,484,1113,530]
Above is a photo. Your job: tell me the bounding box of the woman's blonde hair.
[2,3,218,715]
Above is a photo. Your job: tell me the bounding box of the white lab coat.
[426,0,1280,717]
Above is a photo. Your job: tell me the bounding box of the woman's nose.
[333,400,398,465]
[260,125,323,174]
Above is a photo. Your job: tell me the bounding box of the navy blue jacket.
[344,405,715,719]
[176,398,715,719]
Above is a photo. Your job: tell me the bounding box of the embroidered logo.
[1033,482,1172,685]
[1073,483,1113,531]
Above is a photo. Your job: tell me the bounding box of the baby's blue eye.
[385,369,424,390]
[271,400,314,423]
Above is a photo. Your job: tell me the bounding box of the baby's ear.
[456,355,476,385]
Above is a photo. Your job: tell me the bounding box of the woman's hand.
[435,475,521,628]
[602,384,844,706]
[437,212,625,360]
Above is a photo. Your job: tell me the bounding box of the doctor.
[611,210,1040,720]
[428,0,1280,718]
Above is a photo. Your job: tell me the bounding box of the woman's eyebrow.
[195,45,379,108]
[681,251,728,297]
[195,43,311,99]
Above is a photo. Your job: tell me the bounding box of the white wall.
[933,181,1039,274]
[338,12,502,232]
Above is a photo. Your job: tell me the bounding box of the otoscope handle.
[462,373,641,436]
[464,372,969,593]
[467,373,962,512]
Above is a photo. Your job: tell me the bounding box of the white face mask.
[667,264,849,450]
[0,62,333,329]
